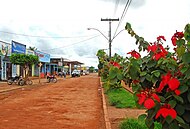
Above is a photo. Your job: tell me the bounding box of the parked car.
[71,70,80,77]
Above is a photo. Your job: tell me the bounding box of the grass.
[119,118,162,129]
[104,83,136,108]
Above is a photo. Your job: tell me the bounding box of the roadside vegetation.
[119,118,162,129]
[103,82,136,108]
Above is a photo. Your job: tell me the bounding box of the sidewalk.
[0,78,46,93]
[0,76,69,93]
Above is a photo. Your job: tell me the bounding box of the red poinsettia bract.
[112,62,121,69]
[155,104,177,119]
[171,31,184,46]
[147,43,168,60]
[157,72,180,95]
[136,91,160,109]
[127,50,141,59]
[157,36,166,41]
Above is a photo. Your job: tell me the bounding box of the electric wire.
[0,30,98,39]
[113,0,132,39]
[41,35,100,51]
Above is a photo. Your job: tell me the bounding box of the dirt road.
[0,74,105,129]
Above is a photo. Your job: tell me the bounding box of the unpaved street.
[0,74,105,129]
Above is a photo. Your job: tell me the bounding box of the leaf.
[176,46,185,57]
[145,74,151,82]
[176,105,185,115]
[180,123,190,129]
[138,114,147,121]
[166,116,173,124]
[151,70,160,77]
[109,67,117,79]
[176,116,185,124]
[140,71,147,76]
[125,22,131,30]
[182,52,190,64]
[180,67,188,74]
[132,85,140,92]
[168,100,177,108]
[117,72,123,80]
[174,95,184,103]
[188,92,190,102]
[145,118,154,128]
[178,85,188,94]
[169,123,180,129]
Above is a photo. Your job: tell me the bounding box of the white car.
[72,70,80,77]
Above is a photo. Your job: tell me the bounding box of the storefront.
[11,40,26,77]
[0,40,11,81]
[35,50,50,78]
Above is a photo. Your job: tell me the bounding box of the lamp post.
[87,28,125,58]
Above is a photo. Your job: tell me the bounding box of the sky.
[0,0,190,68]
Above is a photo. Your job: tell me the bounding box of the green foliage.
[10,53,39,66]
[89,66,95,73]
[97,22,190,129]
[119,118,162,129]
[105,87,136,108]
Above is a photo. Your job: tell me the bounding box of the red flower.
[168,78,180,91]
[152,93,160,102]
[136,93,146,105]
[147,44,157,52]
[153,52,166,60]
[148,43,168,60]
[175,89,181,96]
[144,98,155,109]
[155,104,177,119]
[133,80,140,84]
[157,36,166,41]
[171,31,184,46]
[112,62,120,69]
[157,72,180,93]
[171,36,177,46]
[136,91,160,109]
[174,31,184,38]
[127,50,141,59]
[157,72,171,92]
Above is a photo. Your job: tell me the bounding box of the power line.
[0,30,98,39]
[41,35,100,51]
[113,0,132,38]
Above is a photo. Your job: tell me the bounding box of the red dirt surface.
[0,74,105,129]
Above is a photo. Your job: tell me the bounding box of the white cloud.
[0,0,190,67]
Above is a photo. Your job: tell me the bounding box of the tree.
[89,66,95,73]
[10,53,39,79]
[28,46,37,51]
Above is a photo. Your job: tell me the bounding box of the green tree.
[89,66,95,73]
[10,53,39,79]
[28,46,37,51]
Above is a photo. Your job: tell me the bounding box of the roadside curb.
[99,78,112,129]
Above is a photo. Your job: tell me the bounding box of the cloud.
[99,0,146,8]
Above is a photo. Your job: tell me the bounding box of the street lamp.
[87,28,125,58]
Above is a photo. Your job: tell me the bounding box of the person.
[63,71,66,79]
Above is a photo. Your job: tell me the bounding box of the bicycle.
[25,78,33,85]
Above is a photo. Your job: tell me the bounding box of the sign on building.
[35,50,50,63]
[11,40,26,54]
[0,41,11,56]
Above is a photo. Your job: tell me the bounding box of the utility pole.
[101,18,119,58]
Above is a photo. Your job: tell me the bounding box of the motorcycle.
[7,74,25,86]
[47,75,57,83]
